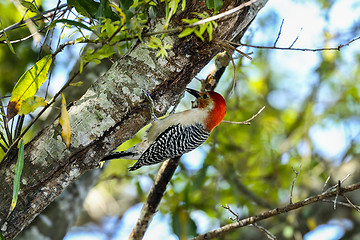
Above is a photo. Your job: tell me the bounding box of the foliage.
[146,36,173,58]
[179,12,217,41]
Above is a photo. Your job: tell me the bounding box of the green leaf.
[49,19,94,32]
[95,0,113,19]
[207,22,213,41]
[83,45,116,64]
[20,0,41,14]
[69,81,83,86]
[0,230,5,240]
[194,29,205,41]
[10,139,24,212]
[146,36,162,49]
[205,0,223,12]
[182,18,199,24]
[198,24,207,35]
[0,18,15,54]
[119,0,133,11]
[67,0,100,19]
[18,96,47,116]
[110,4,127,24]
[178,27,195,38]
[181,0,186,11]
[156,48,168,58]
[79,59,84,73]
[101,18,119,36]
[7,55,52,120]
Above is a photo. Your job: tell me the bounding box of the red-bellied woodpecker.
[102,88,226,171]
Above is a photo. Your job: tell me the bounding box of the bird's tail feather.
[102,151,138,161]
[128,161,143,171]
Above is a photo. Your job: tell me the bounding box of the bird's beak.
[186,88,201,99]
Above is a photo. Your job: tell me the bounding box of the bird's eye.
[203,93,208,99]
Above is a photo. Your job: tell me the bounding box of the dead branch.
[222,205,276,239]
[225,35,360,52]
[193,181,360,240]
[252,223,276,240]
[273,19,284,47]
[223,106,265,125]
[289,164,301,204]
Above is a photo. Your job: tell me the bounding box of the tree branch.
[129,157,180,239]
[225,35,360,52]
[289,164,301,204]
[193,182,360,240]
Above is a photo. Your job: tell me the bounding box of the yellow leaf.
[7,55,52,119]
[59,93,71,148]
[18,96,47,115]
[109,4,126,25]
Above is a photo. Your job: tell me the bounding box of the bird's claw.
[142,90,158,121]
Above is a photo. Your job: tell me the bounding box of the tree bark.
[0,1,268,239]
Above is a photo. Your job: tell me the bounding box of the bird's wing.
[128,123,210,171]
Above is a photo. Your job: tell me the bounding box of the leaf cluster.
[179,12,218,42]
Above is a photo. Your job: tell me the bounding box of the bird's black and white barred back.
[128,123,210,171]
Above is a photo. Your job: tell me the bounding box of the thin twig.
[0,4,68,36]
[230,56,237,96]
[0,141,7,153]
[13,0,42,43]
[45,6,72,100]
[189,0,260,27]
[334,180,341,209]
[216,40,252,60]
[252,223,277,240]
[223,106,265,125]
[222,205,277,239]
[0,31,39,44]
[0,131,9,148]
[322,199,360,209]
[289,27,303,48]
[221,204,240,221]
[323,174,351,194]
[273,19,284,47]
[290,164,302,204]
[38,0,62,60]
[0,97,11,146]
[322,176,331,193]
[225,36,360,52]
[13,115,24,140]
[340,194,360,214]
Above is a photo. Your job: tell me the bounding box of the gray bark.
[0,1,268,239]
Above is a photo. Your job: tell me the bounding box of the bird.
[102,88,226,171]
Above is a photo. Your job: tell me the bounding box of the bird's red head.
[186,88,226,131]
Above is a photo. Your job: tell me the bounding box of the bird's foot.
[142,90,158,121]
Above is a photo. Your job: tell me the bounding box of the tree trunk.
[0,1,267,239]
